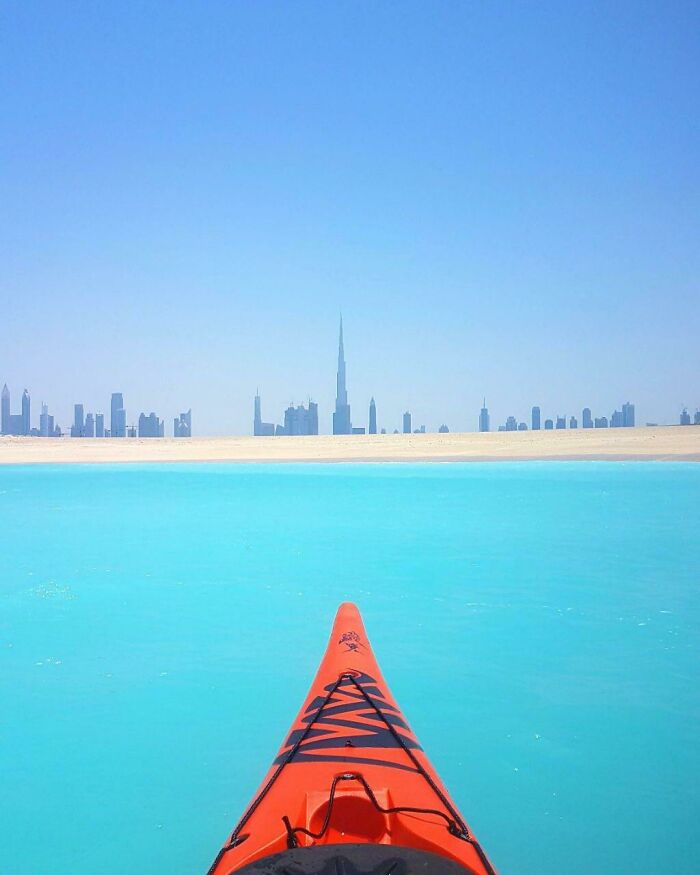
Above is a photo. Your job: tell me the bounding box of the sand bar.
[1,426,699,465]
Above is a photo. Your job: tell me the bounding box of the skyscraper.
[85,413,95,437]
[254,392,262,435]
[71,404,85,437]
[531,406,541,430]
[680,408,691,425]
[40,403,50,437]
[1,384,10,435]
[582,407,593,429]
[368,397,377,435]
[253,392,274,436]
[332,316,352,435]
[479,398,490,433]
[174,409,192,437]
[39,403,58,437]
[505,416,517,431]
[610,409,623,428]
[283,402,319,435]
[308,402,319,436]
[111,393,126,437]
[569,416,578,429]
[556,416,566,429]
[138,412,164,437]
[21,390,30,435]
[622,402,635,427]
[403,411,412,434]
[95,414,105,438]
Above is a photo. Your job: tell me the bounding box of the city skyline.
[0,383,192,438]
[4,323,696,436]
[2,5,698,436]
[482,400,637,433]
[3,313,699,439]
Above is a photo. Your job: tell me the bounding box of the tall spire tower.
[333,315,352,434]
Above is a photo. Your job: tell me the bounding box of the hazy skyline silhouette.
[2,3,699,434]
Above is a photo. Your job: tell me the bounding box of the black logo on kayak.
[338,631,364,653]
[274,672,422,772]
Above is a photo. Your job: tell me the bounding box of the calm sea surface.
[1,462,699,874]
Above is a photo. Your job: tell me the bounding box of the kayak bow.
[206,602,497,874]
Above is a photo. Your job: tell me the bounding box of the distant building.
[556,416,566,429]
[582,407,593,429]
[478,398,490,433]
[680,408,691,425]
[174,409,192,437]
[695,410,700,426]
[85,413,95,437]
[39,403,60,437]
[438,424,449,433]
[381,428,387,434]
[505,416,517,431]
[333,317,352,434]
[544,419,554,430]
[138,412,164,437]
[595,416,609,428]
[531,406,541,431]
[0,385,32,435]
[517,422,528,431]
[610,409,623,428]
[40,403,50,437]
[1,384,10,435]
[253,392,275,436]
[7,414,24,435]
[71,404,85,437]
[352,426,366,435]
[569,416,578,429]
[111,393,126,438]
[368,397,377,435]
[403,411,412,434]
[95,413,105,438]
[622,402,635,427]
[22,390,31,435]
[283,401,319,436]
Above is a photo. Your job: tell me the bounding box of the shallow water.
[1,462,699,874]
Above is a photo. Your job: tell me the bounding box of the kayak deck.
[206,603,497,875]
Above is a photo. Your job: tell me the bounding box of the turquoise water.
[1,462,699,874]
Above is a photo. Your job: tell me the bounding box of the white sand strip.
[1,426,699,465]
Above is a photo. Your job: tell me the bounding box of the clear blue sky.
[2,1,698,434]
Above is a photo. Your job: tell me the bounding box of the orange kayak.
[206,602,497,874]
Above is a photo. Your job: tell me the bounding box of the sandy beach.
[1,425,698,465]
